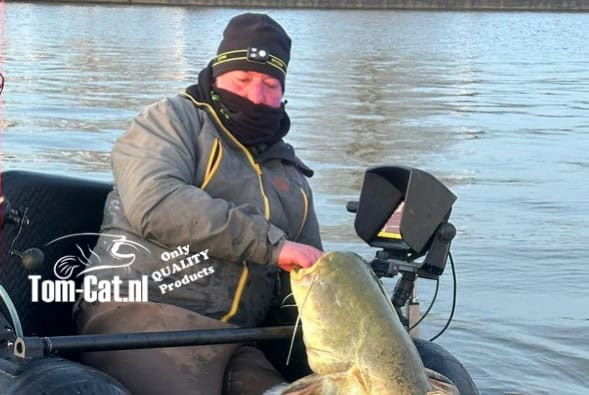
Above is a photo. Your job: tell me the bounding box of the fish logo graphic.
[46,233,151,280]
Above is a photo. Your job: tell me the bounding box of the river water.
[2,3,588,394]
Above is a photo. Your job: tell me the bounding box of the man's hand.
[277,241,323,272]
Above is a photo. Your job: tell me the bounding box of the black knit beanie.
[212,13,291,90]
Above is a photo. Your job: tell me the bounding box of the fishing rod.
[12,326,298,359]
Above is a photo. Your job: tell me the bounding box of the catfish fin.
[425,368,460,395]
[280,374,332,395]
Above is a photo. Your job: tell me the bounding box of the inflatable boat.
[0,168,479,394]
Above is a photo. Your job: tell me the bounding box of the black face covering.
[186,64,290,147]
[211,88,290,147]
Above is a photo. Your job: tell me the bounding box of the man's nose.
[245,81,264,105]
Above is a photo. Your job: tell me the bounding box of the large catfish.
[281,251,458,395]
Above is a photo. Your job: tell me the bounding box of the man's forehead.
[221,70,280,80]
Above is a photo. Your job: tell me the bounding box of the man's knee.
[224,345,286,395]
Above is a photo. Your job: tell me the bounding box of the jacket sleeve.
[112,96,286,265]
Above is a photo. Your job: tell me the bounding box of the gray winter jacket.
[89,92,322,327]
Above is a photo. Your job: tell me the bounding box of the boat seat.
[1,170,111,337]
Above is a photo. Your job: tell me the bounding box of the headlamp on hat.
[248,47,270,62]
[212,48,287,74]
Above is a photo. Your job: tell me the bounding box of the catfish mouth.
[291,260,322,281]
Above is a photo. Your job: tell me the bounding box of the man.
[75,13,323,395]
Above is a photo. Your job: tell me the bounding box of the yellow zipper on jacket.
[201,138,223,190]
[294,187,309,241]
[220,261,249,322]
[181,92,270,220]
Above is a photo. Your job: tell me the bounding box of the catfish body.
[283,252,457,395]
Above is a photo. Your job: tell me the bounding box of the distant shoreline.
[15,0,589,12]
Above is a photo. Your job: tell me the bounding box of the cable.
[408,277,439,331]
[0,284,24,338]
[429,251,457,341]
